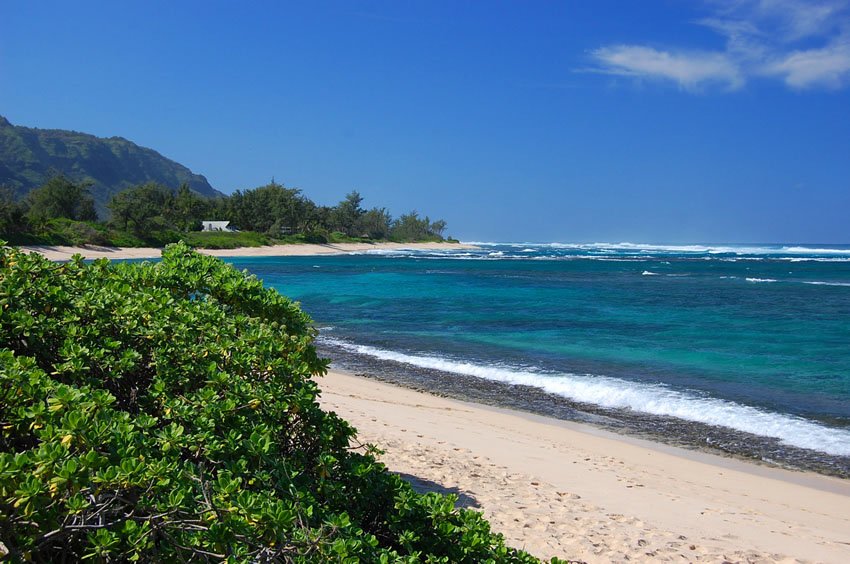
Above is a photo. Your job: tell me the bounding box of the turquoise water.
[224,243,850,459]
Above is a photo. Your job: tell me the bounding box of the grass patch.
[182,230,272,249]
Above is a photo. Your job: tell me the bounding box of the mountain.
[0,115,223,214]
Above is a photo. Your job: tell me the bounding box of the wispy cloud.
[588,0,850,91]
[723,0,845,41]
[590,46,743,91]
[764,38,850,87]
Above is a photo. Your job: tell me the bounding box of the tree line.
[0,175,451,245]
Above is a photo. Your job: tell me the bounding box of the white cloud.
[589,0,850,92]
[590,46,743,91]
[764,39,850,87]
[745,0,846,41]
[698,17,769,60]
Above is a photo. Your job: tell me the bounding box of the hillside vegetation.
[0,115,221,214]
[0,243,543,562]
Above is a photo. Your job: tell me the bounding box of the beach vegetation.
[390,211,448,242]
[181,230,272,249]
[166,183,210,232]
[0,243,536,562]
[332,190,366,237]
[223,182,311,236]
[361,207,393,240]
[0,187,29,237]
[1,175,454,248]
[107,182,175,234]
[25,175,98,226]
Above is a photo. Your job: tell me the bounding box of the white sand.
[17,241,477,261]
[318,369,850,563]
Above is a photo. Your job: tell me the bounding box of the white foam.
[548,242,769,254]
[783,257,850,263]
[359,249,415,256]
[803,281,850,287]
[746,278,778,283]
[642,271,659,276]
[466,242,850,257]
[782,246,850,255]
[321,337,850,456]
[357,249,480,259]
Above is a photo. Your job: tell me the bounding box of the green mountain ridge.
[0,115,223,215]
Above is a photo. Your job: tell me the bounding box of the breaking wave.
[320,337,850,457]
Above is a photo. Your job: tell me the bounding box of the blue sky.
[2,0,849,243]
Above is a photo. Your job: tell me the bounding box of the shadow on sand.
[394,472,481,509]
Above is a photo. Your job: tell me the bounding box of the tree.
[430,218,447,238]
[26,175,98,225]
[389,211,447,242]
[0,186,29,235]
[164,183,210,231]
[107,183,172,233]
[332,191,365,236]
[301,201,331,233]
[226,182,311,235]
[361,207,392,239]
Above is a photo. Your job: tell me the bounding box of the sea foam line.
[321,337,850,457]
[803,281,850,287]
[355,246,850,263]
[465,242,850,257]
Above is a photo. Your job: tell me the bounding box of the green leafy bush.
[0,243,538,562]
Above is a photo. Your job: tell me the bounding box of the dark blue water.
[224,242,850,460]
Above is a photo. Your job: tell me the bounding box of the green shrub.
[105,229,149,247]
[273,231,336,245]
[182,231,271,249]
[0,219,173,248]
[0,243,538,562]
[40,218,111,246]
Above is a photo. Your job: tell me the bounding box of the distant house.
[201,220,237,232]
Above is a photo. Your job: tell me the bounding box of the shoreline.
[318,367,850,562]
[16,241,478,261]
[316,340,850,479]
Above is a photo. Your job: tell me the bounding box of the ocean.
[223,243,850,476]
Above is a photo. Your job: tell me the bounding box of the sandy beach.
[318,369,850,563]
[17,241,478,261]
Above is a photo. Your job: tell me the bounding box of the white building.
[201,221,237,232]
